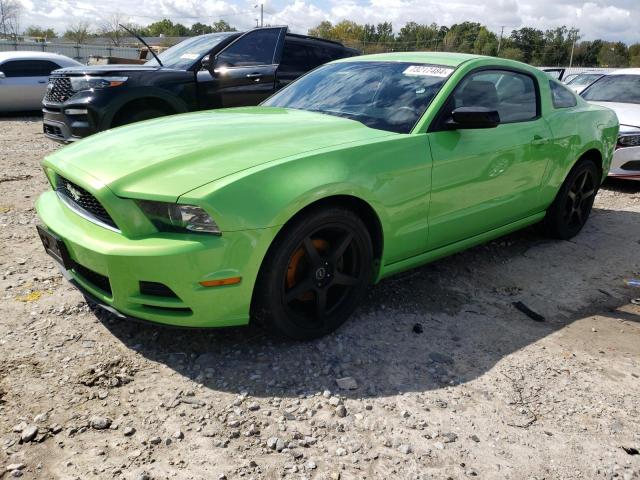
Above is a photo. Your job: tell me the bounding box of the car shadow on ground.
[93,197,640,400]
[0,111,42,120]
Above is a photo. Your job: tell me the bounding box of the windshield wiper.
[119,24,164,67]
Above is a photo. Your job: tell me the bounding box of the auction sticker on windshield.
[403,65,454,77]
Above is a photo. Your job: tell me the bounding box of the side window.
[1,60,60,77]
[451,69,539,123]
[279,40,312,73]
[217,29,281,68]
[549,80,577,108]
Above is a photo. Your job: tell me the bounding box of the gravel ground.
[1,116,639,480]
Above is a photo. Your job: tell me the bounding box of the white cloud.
[17,0,640,43]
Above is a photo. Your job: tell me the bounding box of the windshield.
[582,75,640,104]
[568,73,602,87]
[263,61,453,133]
[145,33,235,69]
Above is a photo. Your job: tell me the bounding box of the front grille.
[43,124,63,139]
[44,76,74,104]
[139,281,178,298]
[621,160,640,171]
[72,261,112,295]
[56,175,117,229]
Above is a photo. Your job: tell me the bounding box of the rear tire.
[252,207,373,340]
[544,159,599,239]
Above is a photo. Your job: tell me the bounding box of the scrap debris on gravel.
[1,117,639,479]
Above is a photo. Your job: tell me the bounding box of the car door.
[0,59,60,111]
[213,27,286,108]
[426,68,555,250]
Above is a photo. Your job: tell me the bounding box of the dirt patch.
[0,117,639,480]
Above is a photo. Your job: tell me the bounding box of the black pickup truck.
[42,27,358,142]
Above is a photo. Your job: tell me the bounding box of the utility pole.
[497,26,505,55]
[254,3,264,27]
[569,37,576,68]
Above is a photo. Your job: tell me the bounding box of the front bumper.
[42,102,96,143]
[36,190,278,328]
[609,145,640,180]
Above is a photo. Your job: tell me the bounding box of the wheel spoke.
[285,278,313,302]
[315,288,327,318]
[330,232,353,263]
[575,207,583,224]
[303,237,322,265]
[567,190,576,201]
[578,171,589,191]
[333,272,359,286]
[582,188,595,199]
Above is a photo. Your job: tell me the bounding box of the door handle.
[38,80,47,84]
[246,73,262,78]
[531,135,550,146]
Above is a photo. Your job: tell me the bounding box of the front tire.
[252,207,373,340]
[544,159,599,239]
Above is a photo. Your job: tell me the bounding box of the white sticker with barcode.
[180,53,199,60]
[403,65,454,77]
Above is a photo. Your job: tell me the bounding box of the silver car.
[0,51,81,112]
[565,72,604,94]
[582,68,640,180]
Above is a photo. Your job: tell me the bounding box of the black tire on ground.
[544,158,600,240]
[114,108,167,127]
[251,207,373,340]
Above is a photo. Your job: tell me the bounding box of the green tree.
[473,27,497,56]
[573,40,603,67]
[396,22,440,50]
[308,21,334,40]
[190,22,212,35]
[24,25,56,39]
[142,19,189,37]
[500,47,524,62]
[628,43,640,67]
[211,20,236,32]
[510,27,544,64]
[598,41,629,67]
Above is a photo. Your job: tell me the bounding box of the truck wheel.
[544,159,599,240]
[252,207,373,340]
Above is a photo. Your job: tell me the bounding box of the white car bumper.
[609,146,640,179]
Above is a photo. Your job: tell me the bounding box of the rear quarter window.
[550,80,577,108]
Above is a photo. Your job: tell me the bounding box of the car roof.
[0,50,80,64]
[334,51,484,67]
[608,68,640,75]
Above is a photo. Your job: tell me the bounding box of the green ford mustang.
[36,52,619,339]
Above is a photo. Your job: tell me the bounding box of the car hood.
[589,101,640,129]
[44,107,395,201]
[52,64,172,76]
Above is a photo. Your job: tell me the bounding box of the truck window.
[217,28,281,67]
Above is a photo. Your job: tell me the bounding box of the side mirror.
[449,106,500,129]
[201,55,212,71]
[0,71,5,79]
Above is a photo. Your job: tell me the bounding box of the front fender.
[98,87,192,130]
[180,134,432,265]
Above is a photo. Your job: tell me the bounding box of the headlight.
[69,76,128,92]
[617,134,640,148]
[136,200,221,235]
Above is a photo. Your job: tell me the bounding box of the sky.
[17,0,640,44]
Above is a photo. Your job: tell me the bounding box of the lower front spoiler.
[59,266,224,331]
